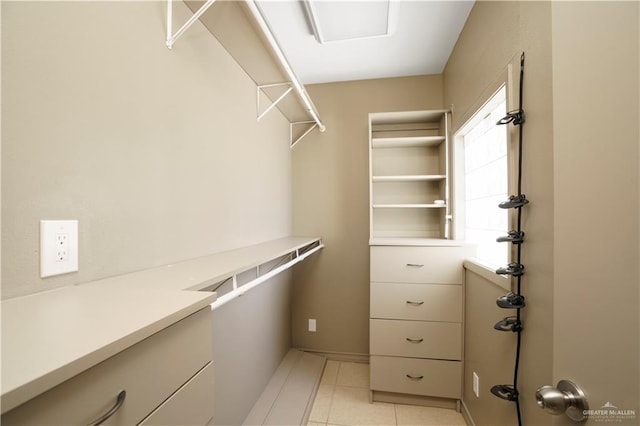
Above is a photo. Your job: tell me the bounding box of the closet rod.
[244,0,326,134]
[209,241,324,310]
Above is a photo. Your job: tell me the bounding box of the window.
[455,86,509,268]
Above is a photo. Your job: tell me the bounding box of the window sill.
[463,258,511,291]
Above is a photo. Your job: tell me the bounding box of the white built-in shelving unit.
[368,110,464,408]
[369,110,451,244]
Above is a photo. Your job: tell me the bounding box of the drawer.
[140,362,214,426]
[370,246,464,284]
[370,356,461,399]
[2,308,213,426]
[370,319,461,360]
[370,282,462,322]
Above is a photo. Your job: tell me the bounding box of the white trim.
[460,399,477,426]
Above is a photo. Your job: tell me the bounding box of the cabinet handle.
[405,337,424,343]
[406,374,424,381]
[87,390,126,426]
[406,300,424,306]
[406,263,424,268]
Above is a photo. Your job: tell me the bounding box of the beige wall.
[1,1,292,299]
[291,75,444,355]
[443,2,554,425]
[446,1,639,425]
[551,2,639,423]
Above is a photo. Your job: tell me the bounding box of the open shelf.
[369,110,451,242]
[372,175,446,182]
[371,136,445,149]
[372,204,447,208]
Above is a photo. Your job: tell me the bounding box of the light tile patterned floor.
[308,361,466,426]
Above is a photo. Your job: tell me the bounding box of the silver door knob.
[536,380,588,422]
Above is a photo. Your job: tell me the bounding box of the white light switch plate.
[473,372,480,397]
[40,220,78,278]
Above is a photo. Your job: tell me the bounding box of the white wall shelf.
[373,204,447,209]
[371,136,445,149]
[372,175,446,182]
[171,0,326,148]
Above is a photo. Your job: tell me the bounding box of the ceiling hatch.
[303,0,399,44]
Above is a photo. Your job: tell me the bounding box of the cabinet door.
[370,282,462,322]
[370,246,464,284]
[2,308,212,426]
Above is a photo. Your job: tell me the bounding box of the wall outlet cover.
[40,220,79,278]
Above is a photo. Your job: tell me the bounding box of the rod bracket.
[290,121,319,149]
[256,83,294,121]
[166,0,218,49]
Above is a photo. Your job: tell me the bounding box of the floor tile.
[309,384,335,424]
[336,362,369,389]
[395,404,466,426]
[321,360,340,385]
[307,422,326,426]
[327,386,396,426]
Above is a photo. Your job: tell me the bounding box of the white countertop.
[1,236,321,413]
[82,236,323,292]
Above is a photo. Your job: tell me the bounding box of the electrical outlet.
[41,220,78,278]
[56,233,69,262]
[473,372,480,397]
[308,319,317,332]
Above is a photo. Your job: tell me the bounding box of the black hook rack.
[494,316,523,332]
[497,293,526,309]
[491,384,520,401]
[491,52,527,426]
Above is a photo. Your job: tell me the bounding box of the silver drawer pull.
[406,263,424,268]
[406,374,424,381]
[406,300,424,306]
[87,390,126,426]
[406,337,424,343]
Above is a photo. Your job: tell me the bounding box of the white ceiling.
[256,0,474,85]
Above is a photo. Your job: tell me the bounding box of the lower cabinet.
[369,244,464,402]
[2,307,214,426]
[140,362,214,426]
[370,356,462,399]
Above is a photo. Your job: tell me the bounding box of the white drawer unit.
[370,245,465,284]
[370,355,462,399]
[368,110,464,405]
[370,319,462,361]
[369,244,464,404]
[370,282,462,322]
[2,308,214,426]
